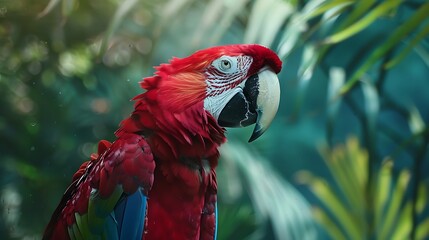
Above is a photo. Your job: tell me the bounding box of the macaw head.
[141,44,282,142]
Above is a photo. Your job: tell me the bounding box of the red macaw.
[43,44,282,240]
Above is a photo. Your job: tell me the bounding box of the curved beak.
[217,68,280,142]
[248,69,280,142]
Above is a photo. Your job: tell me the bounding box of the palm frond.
[219,141,318,240]
[298,137,429,240]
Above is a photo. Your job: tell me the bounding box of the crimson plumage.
[43,44,282,240]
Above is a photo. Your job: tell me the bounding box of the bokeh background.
[1,0,429,239]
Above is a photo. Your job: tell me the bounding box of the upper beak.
[248,69,280,142]
[217,68,280,142]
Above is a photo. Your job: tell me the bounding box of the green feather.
[68,226,77,240]
[75,213,93,239]
[87,186,123,235]
[72,223,84,240]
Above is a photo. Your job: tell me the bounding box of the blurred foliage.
[219,142,317,240]
[297,137,429,239]
[0,0,429,239]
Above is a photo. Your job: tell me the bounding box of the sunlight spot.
[16,97,34,114]
[0,7,7,17]
[1,185,22,237]
[136,38,152,55]
[91,98,110,114]
[133,8,152,26]
[59,47,93,76]
[80,142,96,158]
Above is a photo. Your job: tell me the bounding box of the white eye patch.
[212,56,238,74]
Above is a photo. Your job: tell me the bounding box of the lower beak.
[217,68,280,142]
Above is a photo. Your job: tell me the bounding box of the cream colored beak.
[248,69,280,142]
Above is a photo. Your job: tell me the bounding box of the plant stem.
[410,132,429,239]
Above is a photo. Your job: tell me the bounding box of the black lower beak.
[218,74,259,128]
[217,69,280,142]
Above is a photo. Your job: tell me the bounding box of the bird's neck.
[116,91,226,170]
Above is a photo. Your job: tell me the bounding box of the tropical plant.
[219,141,318,240]
[297,137,429,239]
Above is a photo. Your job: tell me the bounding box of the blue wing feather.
[113,189,147,240]
[214,201,218,240]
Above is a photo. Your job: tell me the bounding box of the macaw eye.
[220,59,231,71]
[213,56,238,73]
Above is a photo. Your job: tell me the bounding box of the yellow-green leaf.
[311,178,362,239]
[313,207,348,239]
[37,0,61,18]
[340,2,429,95]
[385,23,429,69]
[62,0,76,17]
[325,0,402,44]
[416,184,427,214]
[416,218,429,240]
[391,202,412,240]
[378,170,410,239]
[306,0,354,19]
[374,160,393,231]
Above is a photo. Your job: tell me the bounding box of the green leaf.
[336,0,376,32]
[321,143,364,211]
[310,178,362,239]
[37,0,62,18]
[414,44,429,68]
[347,138,368,188]
[391,202,412,240]
[416,184,427,214]
[313,207,347,239]
[324,0,402,44]
[317,2,351,37]
[258,1,294,47]
[62,0,76,17]
[293,45,318,116]
[326,67,345,144]
[277,15,305,59]
[153,0,194,41]
[245,0,295,46]
[220,142,317,240]
[340,2,429,95]
[374,160,393,232]
[306,0,354,19]
[208,0,249,45]
[416,218,429,240]
[191,0,224,47]
[408,106,426,135]
[99,0,139,56]
[378,170,411,239]
[385,23,429,69]
[361,80,379,132]
[276,0,324,59]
